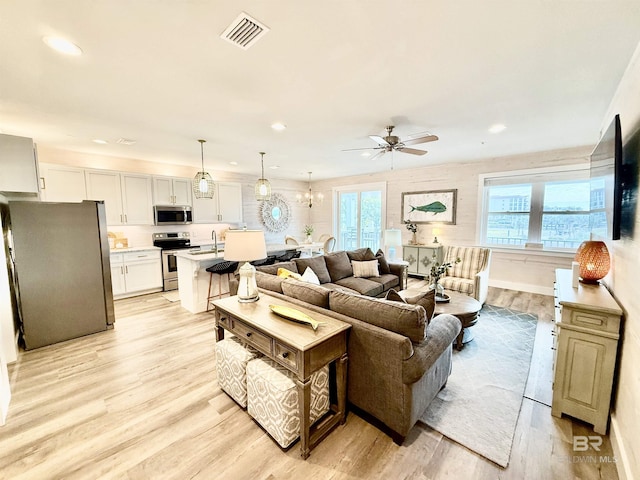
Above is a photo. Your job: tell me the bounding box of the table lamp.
[574,240,610,284]
[224,229,267,302]
[384,228,402,262]
[432,227,441,244]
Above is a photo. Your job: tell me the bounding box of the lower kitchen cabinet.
[110,250,162,298]
[551,269,622,434]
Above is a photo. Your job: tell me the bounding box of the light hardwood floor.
[1,283,620,480]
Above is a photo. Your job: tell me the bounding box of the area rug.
[161,291,181,303]
[419,305,538,468]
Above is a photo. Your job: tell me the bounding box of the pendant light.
[296,172,323,208]
[193,139,215,199]
[254,151,272,201]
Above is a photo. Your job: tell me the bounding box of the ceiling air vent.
[220,12,269,50]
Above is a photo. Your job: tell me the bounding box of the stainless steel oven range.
[153,232,191,291]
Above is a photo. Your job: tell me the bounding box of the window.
[333,183,386,252]
[480,167,591,250]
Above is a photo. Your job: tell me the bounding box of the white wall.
[600,41,640,480]
[308,145,591,294]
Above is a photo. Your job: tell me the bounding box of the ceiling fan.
[344,125,438,161]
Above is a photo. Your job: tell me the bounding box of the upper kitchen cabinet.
[152,176,191,206]
[39,163,87,202]
[85,170,153,225]
[192,181,243,223]
[0,133,39,195]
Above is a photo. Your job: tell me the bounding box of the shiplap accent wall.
[308,145,592,294]
[600,41,640,480]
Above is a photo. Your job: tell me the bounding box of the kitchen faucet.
[211,229,218,254]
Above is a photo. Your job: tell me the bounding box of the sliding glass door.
[334,183,386,252]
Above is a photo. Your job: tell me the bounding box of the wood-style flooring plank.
[1,284,620,480]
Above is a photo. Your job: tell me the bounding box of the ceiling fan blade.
[402,134,439,146]
[397,147,427,156]
[342,145,385,152]
[369,135,390,147]
[369,150,386,161]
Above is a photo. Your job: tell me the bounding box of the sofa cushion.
[324,251,353,282]
[352,260,380,278]
[334,277,384,297]
[256,260,298,275]
[294,256,332,284]
[386,288,436,323]
[347,247,376,261]
[329,290,427,343]
[367,273,400,293]
[256,271,286,293]
[281,278,330,309]
[440,277,474,295]
[375,249,391,274]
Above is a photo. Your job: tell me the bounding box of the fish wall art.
[401,189,457,224]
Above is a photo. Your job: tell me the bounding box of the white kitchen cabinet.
[551,269,622,434]
[110,250,162,298]
[403,244,443,277]
[0,133,39,195]
[192,181,243,224]
[39,163,87,202]
[86,170,153,225]
[152,176,191,206]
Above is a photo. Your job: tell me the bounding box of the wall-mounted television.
[620,123,639,239]
[590,114,622,240]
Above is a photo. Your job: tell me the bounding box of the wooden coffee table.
[400,289,482,350]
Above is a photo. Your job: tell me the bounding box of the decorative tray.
[435,293,451,304]
[269,304,321,331]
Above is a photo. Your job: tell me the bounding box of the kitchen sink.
[188,250,221,256]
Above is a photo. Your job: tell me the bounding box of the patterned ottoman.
[215,336,261,407]
[246,357,330,448]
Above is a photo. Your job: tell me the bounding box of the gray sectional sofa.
[245,248,462,443]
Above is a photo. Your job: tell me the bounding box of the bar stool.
[206,260,239,311]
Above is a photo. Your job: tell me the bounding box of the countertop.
[175,244,298,263]
[109,246,161,254]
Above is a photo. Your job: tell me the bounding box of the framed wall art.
[401,189,457,224]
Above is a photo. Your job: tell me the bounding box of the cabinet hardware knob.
[282,352,289,358]
[246,332,252,337]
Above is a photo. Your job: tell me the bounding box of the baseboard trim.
[610,414,632,480]
[489,280,554,296]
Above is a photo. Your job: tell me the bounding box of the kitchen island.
[176,244,297,313]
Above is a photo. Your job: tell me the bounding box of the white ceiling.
[1,1,640,181]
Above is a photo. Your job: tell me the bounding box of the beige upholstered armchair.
[439,246,492,305]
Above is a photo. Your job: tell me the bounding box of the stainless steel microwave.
[153,205,192,225]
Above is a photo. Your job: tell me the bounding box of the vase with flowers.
[303,224,314,243]
[429,256,461,302]
[405,221,418,245]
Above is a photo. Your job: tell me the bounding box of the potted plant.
[429,256,461,302]
[303,224,314,243]
[405,221,418,245]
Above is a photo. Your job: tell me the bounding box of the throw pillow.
[257,260,298,276]
[375,249,391,274]
[281,279,330,309]
[324,250,353,282]
[385,288,436,323]
[277,268,302,280]
[347,247,376,261]
[294,256,332,284]
[301,267,320,285]
[329,289,427,343]
[352,260,380,278]
[255,271,286,293]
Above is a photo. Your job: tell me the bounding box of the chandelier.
[296,171,323,208]
[193,139,215,199]
[254,151,272,201]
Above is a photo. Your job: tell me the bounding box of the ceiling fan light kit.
[193,139,215,199]
[254,151,272,201]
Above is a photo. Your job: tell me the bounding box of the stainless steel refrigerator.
[8,200,115,350]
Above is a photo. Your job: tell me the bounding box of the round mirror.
[260,193,291,233]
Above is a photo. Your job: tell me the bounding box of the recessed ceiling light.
[361,152,371,157]
[229,161,238,165]
[92,139,108,144]
[489,124,506,134]
[271,122,286,131]
[42,36,82,56]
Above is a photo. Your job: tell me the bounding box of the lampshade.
[193,139,215,199]
[384,229,402,247]
[224,229,267,303]
[224,229,267,262]
[574,240,610,284]
[254,151,272,201]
